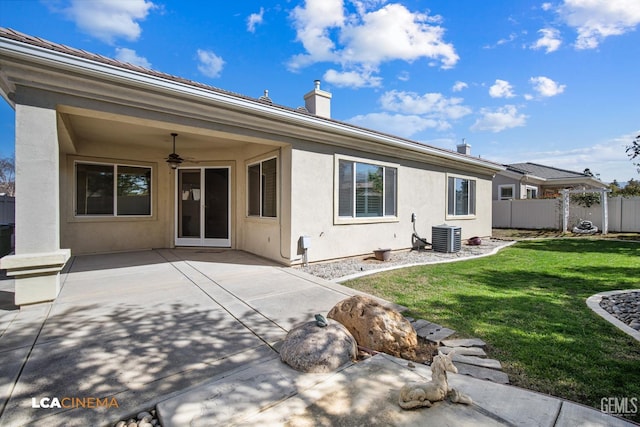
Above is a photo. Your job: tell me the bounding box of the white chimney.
[457,139,471,155]
[304,80,332,118]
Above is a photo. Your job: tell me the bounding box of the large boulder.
[280,320,357,373]
[327,295,417,358]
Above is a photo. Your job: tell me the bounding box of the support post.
[561,190,569,233]
[601,189,608,235]
[0,102,70,306]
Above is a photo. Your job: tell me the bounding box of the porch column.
[0,103,70,306]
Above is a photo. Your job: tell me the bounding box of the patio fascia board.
[542,177,607,188]
[1,36,504,175]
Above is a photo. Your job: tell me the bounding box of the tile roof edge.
[0,27,505,170]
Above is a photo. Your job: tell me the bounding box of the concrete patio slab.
[157,354,311,427]
[447,369,561,426]
[0,249,636,427]
[556,401,635,427]
[239,354,512,427]
[0,302,50,351]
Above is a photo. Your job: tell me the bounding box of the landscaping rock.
[280,320,357,373]
[441,338,486,348]
[454,362,510,384]
[600,291,640,330]
[439,346,487,357]
[327,295,417,358]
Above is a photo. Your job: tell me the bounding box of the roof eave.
[0,34,504,173]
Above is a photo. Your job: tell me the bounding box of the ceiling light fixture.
[166,133,183,170]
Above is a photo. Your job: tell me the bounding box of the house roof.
[0,27,504,174]
[504,162,606,188]
[506,162,592,179]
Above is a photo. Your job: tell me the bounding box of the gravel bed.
[297,239,512,281]
[600,291,640,331]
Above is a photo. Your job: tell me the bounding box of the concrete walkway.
[0,249,636,426]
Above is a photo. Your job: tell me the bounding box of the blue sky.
[1,0,639,182]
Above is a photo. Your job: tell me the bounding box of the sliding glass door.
[175,167,230,247]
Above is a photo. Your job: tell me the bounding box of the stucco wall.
[59,123,286,255]
[288,144,494,264]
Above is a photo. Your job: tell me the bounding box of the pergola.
[560,188,610,234]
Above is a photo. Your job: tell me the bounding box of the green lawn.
[342,239,640,420]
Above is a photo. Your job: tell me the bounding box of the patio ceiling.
[58,109,261,155]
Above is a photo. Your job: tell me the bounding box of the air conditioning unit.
[432,225,461,253]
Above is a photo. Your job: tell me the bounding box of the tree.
[0,156,15,196]
[627,134,640,173]
[608,179,622,196]
[620,178,640,197]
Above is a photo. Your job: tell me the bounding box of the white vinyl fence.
[493,196,640,232]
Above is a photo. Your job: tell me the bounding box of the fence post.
[601,190,608,235]
[561,190,569,233]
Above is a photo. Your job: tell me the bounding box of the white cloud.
[529,76,566,97]
[196,49,225,78]
[380,90,471,120]
[323,68,382,88]
[452,81,468,92]
[288,0,458,87]
[397,71,410,81]
[114,47,151,68]
[347,112,446,138]
[483,33,518,49]
[542,2,553,11]
[344,90,470,138]
[531,28,562,53]
[289,0,344,69]
[339,4,458,68]
[247,7,265,33]
[471,105,527,133]
[489,79,516,98]
[62,0,156,44]
[557,0,640,49]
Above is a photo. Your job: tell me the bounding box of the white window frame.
[247,156,278,219]
[525,185,538,199]
[446,174,477,219]
[334,155,399,224]
[499,184,515,200]
[74,160,153,218]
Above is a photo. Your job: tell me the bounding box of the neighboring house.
[493,162,606,201]
[0,28,503,306]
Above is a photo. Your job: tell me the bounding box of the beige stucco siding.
[58,112,287,255]
[288,145,494,264]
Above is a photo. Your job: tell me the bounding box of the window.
[338,159,397,218]
[447,176,476,216]
[248,157,277,218]
[526,186,538,199]
[76,163,151,216]
[499,184,515,200]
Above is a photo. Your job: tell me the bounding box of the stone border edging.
[333,240,517,283]
[586,289,640,342]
